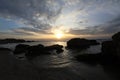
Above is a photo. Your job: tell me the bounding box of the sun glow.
[55,33,64,39]
[52,29,64,39]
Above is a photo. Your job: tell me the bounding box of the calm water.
[0,41,120,80]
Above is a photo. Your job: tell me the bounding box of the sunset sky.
[0,0,120,40]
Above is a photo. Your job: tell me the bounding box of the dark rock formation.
[0,47,12,51]
[14,43,64,60]
[89,40,100,45]
[67,38,99,49]
[45,44,63,53]
[112,32,120,42]
[101,41,117,55]
[25,44,63,59]
[101,32,120,58]
[76,32,120,65]
[0,38,33,44]
[25,44,46,59]
[14,44,30,54]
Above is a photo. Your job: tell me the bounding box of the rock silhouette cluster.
[76,32,120,65]
[14,44,64,59]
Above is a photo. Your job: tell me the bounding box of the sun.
[55,33,63,39]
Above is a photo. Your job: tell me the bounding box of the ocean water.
[0,41,101,68]
[0,41,119,80]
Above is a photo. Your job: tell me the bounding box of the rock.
[89,40,100,45]
[67,38,99,49]
[101,41,117,55]
[100,32,120,64]
[0,47,12,51]
[45,44,64,54]
[0,38,33,44]
[25,44,45,59]
[67,38,90,49]
[14,44,30,54]
[45,44,63,50]
[112,32,120,42]
[75,32,120,65]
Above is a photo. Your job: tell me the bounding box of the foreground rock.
[14,44,64,60]
[101,32,120,58]
[25,44,46,59]
[14,44,30,54]
[0,47,12,51]
[67,38,99,49]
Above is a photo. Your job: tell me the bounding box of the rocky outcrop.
[67,38,99,49]
[14,44,64,60]
[25,44,46,59]
[0,47,12,51]
[14,44,30,54]
[75,32,120,65]
[45,44,63,53]
[0,38,33,44]
[101,32,120,58]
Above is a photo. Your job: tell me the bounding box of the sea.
[0,41,119,80]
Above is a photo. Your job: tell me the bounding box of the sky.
[0,0,120,40]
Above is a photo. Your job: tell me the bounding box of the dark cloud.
[0,0,63,30]
[70,16,120,35]
[0,0,120,39]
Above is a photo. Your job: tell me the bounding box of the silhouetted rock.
[101,41,117,55]
[0,38,34,44]
[112,32,120,42]
[14,44,64,60]
[45,44,63,53]
[0,47,12,51]
[14,44,30,54]
[67,38,99,49]
[25,44,45,59]
[101,32,120,58]
[89,40,100,45]
[76,32,120,65]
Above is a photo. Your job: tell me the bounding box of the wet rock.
[75,32,120,65]
[14,44,30,54]
[25,44,46,59]
[89,40,100,45]
[101,41,117,55]
[45,44,63,51]
[112,32,120,42]
[0,47,12,51]
[101,32,120,58]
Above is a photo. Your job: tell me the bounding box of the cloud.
[0,0,120,39]
[69,15,120,36]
